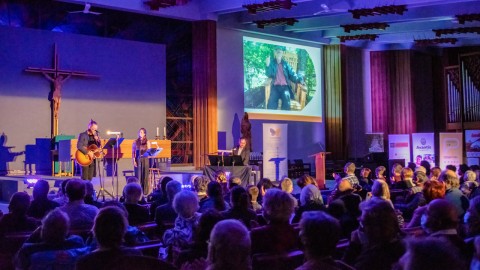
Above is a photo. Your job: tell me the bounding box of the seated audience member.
[422,199,470,262]
[59,179,98,231]
[52,179,70,206]
[407,180,446,228]
[256,178,274,204]
[459,164,470,183]
[148,176,173,218]
[122,183,149,225]
[155,180,182,227]
[0,192,40,236]
[395,171,427,220]
[247,185,262,212]
[292,184,325,223]
[224,177,242,202]
[75,207,142,270]
[396,237,467,270]
[446,164,457,173]
[375,166,387,182]
[420,160,431,176]
[297,211,353,270]
[251,189,297,254]
[328,179,362,237]
[199,181,230,213]
[344,200,404,270]
[341,162,360,188]
[297,175,317,189]
[15,209,86,270]
[430,166,442,181]
[163,190,201,251]
[390,163,403,187]
[369,180,393,207]
[27,179,60,219]
[399,167,415,190]
[176,209,223,267]
[193,176,210,204]
[280,177,298,208]
[359,167,372,192]
[158,176,175,206]
[462,181,480,199]
[84,181,103,209]
[221,186,257,229]
[464,196,480,238]
[439,169,469,218]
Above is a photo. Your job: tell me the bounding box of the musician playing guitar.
[77,119,101,180]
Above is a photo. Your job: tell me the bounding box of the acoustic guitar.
[75,144,105,166]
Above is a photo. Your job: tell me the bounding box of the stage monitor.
[243,36,322,122]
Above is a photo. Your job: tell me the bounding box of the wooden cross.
[25,43,99,138]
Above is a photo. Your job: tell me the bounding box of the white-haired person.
[292,184,325,224]
[122,182,149,225]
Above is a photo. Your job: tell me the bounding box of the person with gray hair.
[15,208,86,269]
[439,169,469,217]
[193,175,210,203]
[250,189,297,254]
[122,182,149,225]
[27,179,60,219]
[155,180,182,227]
[292,184,325,223]
[59,179,98,231]
[163,190,201,251]
[342,162,359,187]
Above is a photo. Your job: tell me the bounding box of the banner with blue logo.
[412,133,436,167]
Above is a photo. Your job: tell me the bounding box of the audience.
[420,160,431,176]
[251,189,297,254]
[280,177,298,208]
[256,178,274,204]
[84,181,103,209]
[375,166,386,182]
[75,206,142,269]
[59,179,98,231]
[155,180,182,228]
[224,177,242,202]
[368,180,393,207]
[292,184,325,223]
[464,196,480,238]
[0,192,40,236]
[193,176,210,204]
[122,183,149,225]
[395,171,427,220]
[341,162,359,188]
[358,167,372,194]
[149,176,173,218]
[199,181,230,213]
[407,180,446,228]
[430,166,442,181]
[327,179,362,238]
[247,185,262,212]
[390,163,403,187]
[439,169,469,218]
[27,179,60,219]
[53,179,70,206]
[297,211,353,270]
[15,208,86,269]
[221,186,257,229]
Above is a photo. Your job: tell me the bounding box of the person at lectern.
[77,119,100,180]
[232,137,250,166]
[265,45,304,110]
[132,128,151,195]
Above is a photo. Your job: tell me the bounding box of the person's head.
[160,176,174,196]
[88,119,98,133]
[392,163,403,177]
[59,179,71,196]
[193,176,210,195]
[415,166,427,175]
[420,160,431,175]
[360,168,371,178]
[173,190,199,219]
[228,177,242,190]
[123,182,143,204]
[65,179,86,202]
[401,167,414,180]
[207,181,223,199]
[446,164,457,172]
[32,179,50,200]
[297,175,317,189]
[247,185,259,202]
[84,181,95,199]
[41,208,69,244]
[439,169,460,189]
[416,155,422,165]
[422,180,446,203]
[280,177,293,193]
[230,186,249,209]
[359,199,400,244]
[430,167,441,180]
[337,179,353,192]
[461,181,478,198]
[397,237,466,270]
[375,166,386,179]
[273,45,285,63]
[194,209,223,244]
[166,180,182,202]
[208,220,251,270]
[238,137,247,149]
[262,188,295,223]
[371,180,390,200]
[413,171,428,187]
[300,211,340,259]
[8,192,31,215]
[408,162,417,172]
[344,162,355,174]
[300,184,323,206]
[126,176,139,184]
[424,199,459,232]
[459,164,470,176]
[464,196,480,236]
[257,178,273,196]
[138,128,147,139]
[93,206,128,249]
[464,170,477,183]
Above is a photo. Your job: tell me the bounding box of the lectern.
[309,152,330,189]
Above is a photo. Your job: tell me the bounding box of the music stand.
[141,148,163,193]
[230,155,244,167]
[104,137,124,200]
[208,155,221,166]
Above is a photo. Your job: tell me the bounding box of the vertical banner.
[388,134,411,163]
[439,133,463,169]
[263,123,288,181]
[465,130,480,166]
[412,133,436,167]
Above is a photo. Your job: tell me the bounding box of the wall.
[216,27,326,161]
[0,26,166,174]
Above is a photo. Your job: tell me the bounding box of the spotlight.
[24,177,39,189]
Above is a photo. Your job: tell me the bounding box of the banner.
[465,130,480,158]
[366,133,384,153]
[439,133,463,169]
[412,133,436,167]
[263,123,288,181]
[388,134,411,163]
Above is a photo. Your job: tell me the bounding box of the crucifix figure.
[25,43,99,138]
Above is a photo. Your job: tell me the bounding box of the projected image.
[243,37,322,122]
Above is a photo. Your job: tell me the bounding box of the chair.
[252,250,304,270]
[136,221,161,240]
[133,240,163,257]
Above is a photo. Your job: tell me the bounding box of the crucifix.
[25,43,99,138]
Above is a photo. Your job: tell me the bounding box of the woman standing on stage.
[132,128,151,195]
